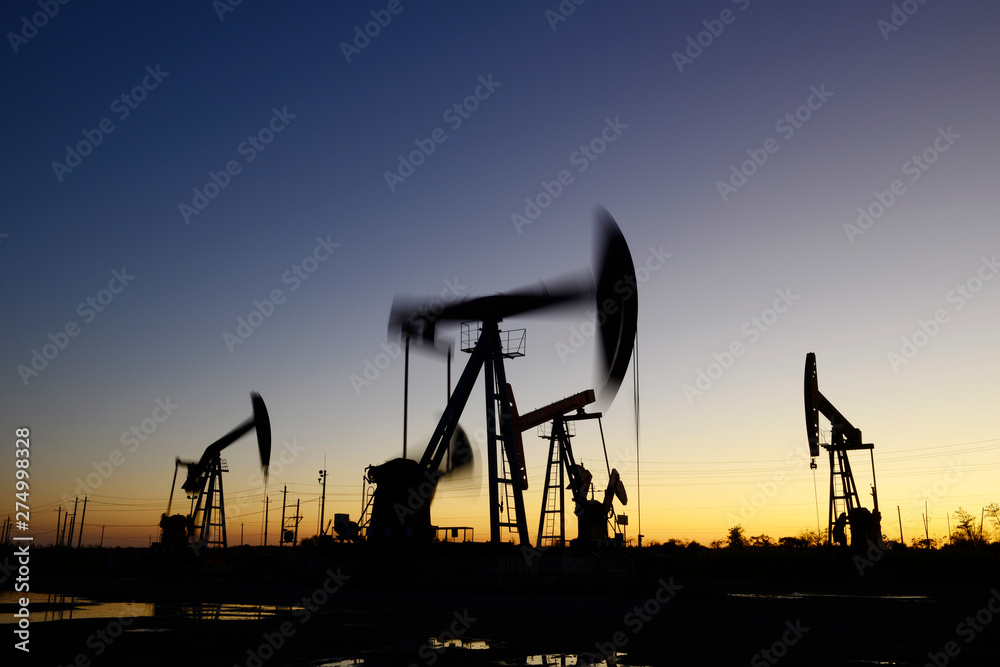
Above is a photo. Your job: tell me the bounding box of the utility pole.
[55,507,62,547]
[241,523,244,546]
[280,485,288,546]
[76,497,88,548]
[318,465,328,536]
[294,499,301,545]
[67,497,79,547]
[263,496,269,547]
[923,500,930,548]
[897,505,903,544]
[100,526,105,548]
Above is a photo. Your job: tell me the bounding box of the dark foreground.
[5,543,1000,666]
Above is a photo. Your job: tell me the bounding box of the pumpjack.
[158,392,271,553]
[508,387,627,548]
[364,209,637,547]
[803,353,882,550]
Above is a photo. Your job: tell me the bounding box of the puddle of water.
[727,592,928,601]
[0,590,300,624]
[427,636,490,650]
[153,601,303,621]
[505,654,652,667]
[0,590,152,623]
[316,643,648,667]
[128,627,174,633]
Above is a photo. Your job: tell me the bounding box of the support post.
[263,496,269,547]
[484,352,500,544]
[924,500,929,547]
[280,485,287,546]
[294,499,301,545]
[318,467,327,536]
[869,449,880,515]
[403,332,409,459]
[67,497,79,548]
[76,497,87,548]
[480,322,530,546]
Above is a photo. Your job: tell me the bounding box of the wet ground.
[5,545,1000,666]
[9,579,1000,666]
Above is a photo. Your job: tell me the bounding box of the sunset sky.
[2,1,998,548]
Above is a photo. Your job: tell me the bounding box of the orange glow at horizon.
[24,428,1000,550]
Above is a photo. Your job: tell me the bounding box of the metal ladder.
[497,427,520,539]
[537,424,567,547]
[192,457,228,550]
[829,448,861,541]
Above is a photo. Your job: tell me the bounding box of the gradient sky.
[2,1,999,548]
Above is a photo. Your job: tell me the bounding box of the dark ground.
[4,543,1000,666]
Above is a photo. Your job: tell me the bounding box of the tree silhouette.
[727,524,746,548]
[951,507,978,545]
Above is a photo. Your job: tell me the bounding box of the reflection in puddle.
[727,592,928,601]
[427,636,490,650]
[0,590,300,624]
[154,601,303,621]
[0,591,152,624]
[505,655,652,667]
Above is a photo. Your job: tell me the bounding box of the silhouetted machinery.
[803,353,882,550]
[364,209,637,547]
[159,392,271,552]
[508,387,627,547]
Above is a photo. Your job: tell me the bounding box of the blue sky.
[2,0,999,546]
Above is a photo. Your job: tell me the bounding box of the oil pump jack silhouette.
[159,392,271,553]
[804,353,883,551]
[364,209,637,547]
